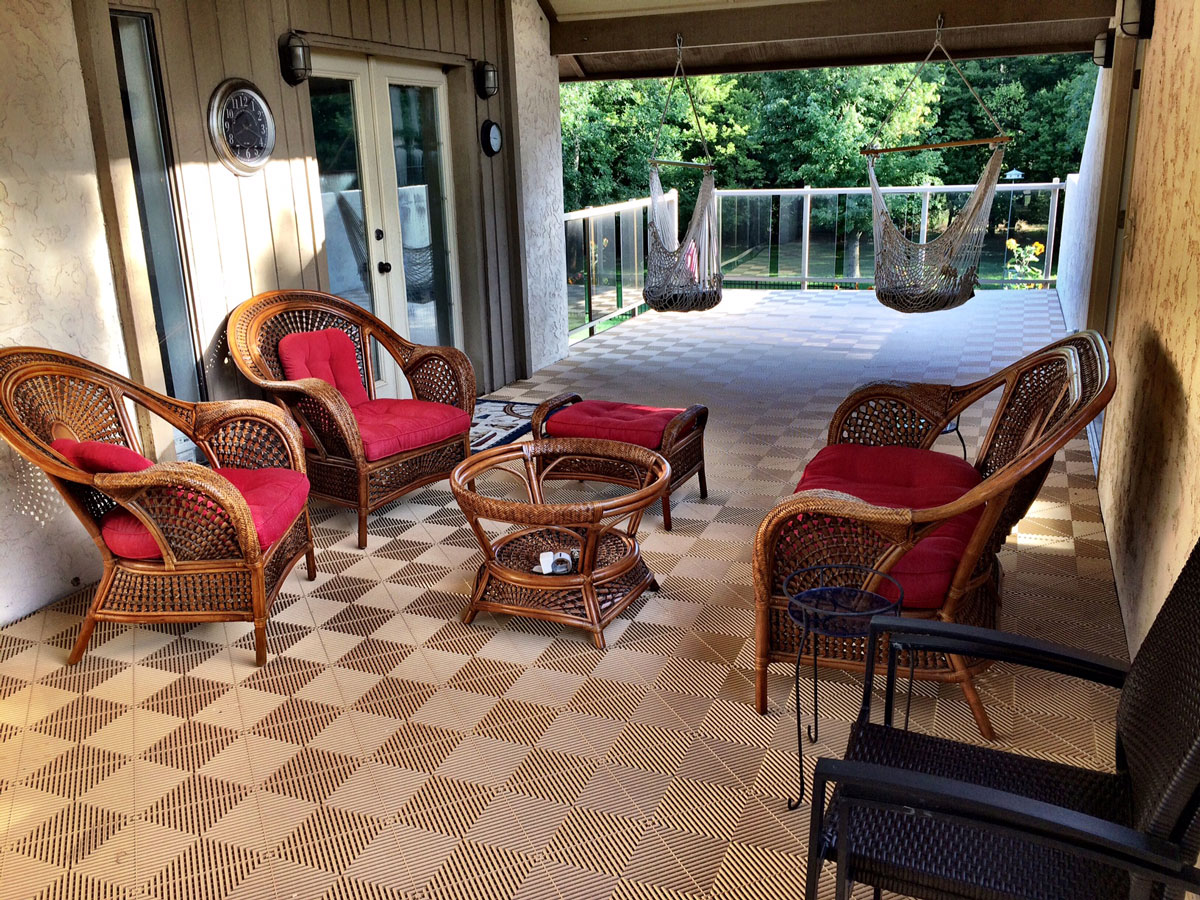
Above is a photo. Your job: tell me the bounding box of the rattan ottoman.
[531,393,708,530]
[449,438,670,649]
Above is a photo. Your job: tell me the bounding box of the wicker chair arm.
[532,392,583,438]
[827,381,957,449]
[401,345,476,416]
[660,404,709,453]
[754,490,916,605]
[93,462,261,563]
[813,759,1190,881]
[192,400,307,473]
[256,376,363,463]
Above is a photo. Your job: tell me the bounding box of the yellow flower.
[1032,241,1045,256]
[1006,238,1018,250]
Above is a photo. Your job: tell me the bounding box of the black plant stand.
[784,565,903,808]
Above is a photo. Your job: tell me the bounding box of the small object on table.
[450,438,671,649]
[783,565,903,808]
[531,393,708,531]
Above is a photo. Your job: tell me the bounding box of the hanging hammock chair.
[643,37,723,313]
[863,23,1010,314]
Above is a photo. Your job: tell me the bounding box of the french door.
[308,54,463,397]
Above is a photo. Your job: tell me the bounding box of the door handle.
[377,261,393,274]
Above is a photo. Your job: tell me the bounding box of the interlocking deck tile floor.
[0,289,1125,900]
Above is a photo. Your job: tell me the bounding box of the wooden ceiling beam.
[535,0,559,25]
[549,0,1117,57]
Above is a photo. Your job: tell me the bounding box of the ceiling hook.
[935,13,944,45]
[675,33,684,63]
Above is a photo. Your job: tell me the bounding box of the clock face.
[481,120,502,157]
[208,80,275,175]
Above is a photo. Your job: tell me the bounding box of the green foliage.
[561,54,1097,212]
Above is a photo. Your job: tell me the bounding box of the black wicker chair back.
[1118,538,1200,855]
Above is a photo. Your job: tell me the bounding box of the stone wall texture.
[511,0,569,372]
[0,0,128,623]
[1099,0,1200,652]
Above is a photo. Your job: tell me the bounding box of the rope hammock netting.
[863,20,1010,314]
[643,37,723,313]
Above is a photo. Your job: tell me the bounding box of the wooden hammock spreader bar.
[650,158,715,170]
[862,135,1011,157]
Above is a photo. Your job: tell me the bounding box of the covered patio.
[0,288,1124,899]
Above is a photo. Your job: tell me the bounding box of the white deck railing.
[563,179,1064,339]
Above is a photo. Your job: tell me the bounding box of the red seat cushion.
[544,400,685,449]
[99,467,310,560]
[278,328,370,408]
[352,399,470,461]
[795,444,985,610]
[51,438,153,474]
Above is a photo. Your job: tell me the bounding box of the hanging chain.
[651,34,712,164]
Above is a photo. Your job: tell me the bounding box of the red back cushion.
[278,328,370,407]
[51,438,154,474]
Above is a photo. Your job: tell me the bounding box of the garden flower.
[1033,241,1045,256]
[1006,238,1018,250]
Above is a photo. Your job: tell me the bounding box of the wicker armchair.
[0,347,315,666]
[227,290,476,548]
[805,535,1200,900]
[754,331,1115,739]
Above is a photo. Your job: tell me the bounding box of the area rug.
[469,399,538,451]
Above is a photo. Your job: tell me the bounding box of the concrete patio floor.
[0,288,1125,900]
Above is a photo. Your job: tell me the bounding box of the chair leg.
[662,494,672,531]
[357,508,368,549]
[698,465,708,499]
[959,674,996,741]
[68,569,115,665]
[253,618,268,666]
[306,547,317,580]
[755,661,768,714]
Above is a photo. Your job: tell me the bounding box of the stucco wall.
[1098,0,1200,652]
[0,0,129,623]
[511,0,569,372]
[1056,67,1112,334]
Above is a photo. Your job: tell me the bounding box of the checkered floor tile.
[0,289,1124,900]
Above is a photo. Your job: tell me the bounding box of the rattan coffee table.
[449,438,671,649]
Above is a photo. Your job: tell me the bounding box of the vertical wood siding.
[131,0,522,395]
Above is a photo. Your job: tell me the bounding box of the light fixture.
[474,60,499,99]
[1093,29,1115,68]
[279,31,312,86]
[1119,0,1155,38]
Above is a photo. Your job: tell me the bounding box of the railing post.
[801,192,811,290]
[919,188,930,244]
[584,215,595,338]
[1044,177,1060,286]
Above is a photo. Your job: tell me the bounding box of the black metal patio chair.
[805,535,1200,900]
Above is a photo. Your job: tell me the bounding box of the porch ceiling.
[543,0,1116,81]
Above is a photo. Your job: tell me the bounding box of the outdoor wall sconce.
[475,60,499,99]
[279,31,312,86]
[1092,29,1114,68]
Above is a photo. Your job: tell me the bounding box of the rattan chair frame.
[753,331,1115,739]
[0,347,316,666]
[531,393,707,531]
[803,606,1200,900]
[227,290,476,548]
[450,438,670,649]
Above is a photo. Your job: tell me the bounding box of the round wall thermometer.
[208,79,276,175]
[480,119,503,157]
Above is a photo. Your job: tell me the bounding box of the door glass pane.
[388,84,453,347]
[110,12,201,460]
[310,77,375,315]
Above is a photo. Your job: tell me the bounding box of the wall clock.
[208,79,276,175]
[480,119,502,157]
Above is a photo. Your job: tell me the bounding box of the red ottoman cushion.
[796,444,984,610]
[545,400,685,450]
[352,398,470,461]
[279,328,370,408]
[99,467,310,560]
[52,438,153,474]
